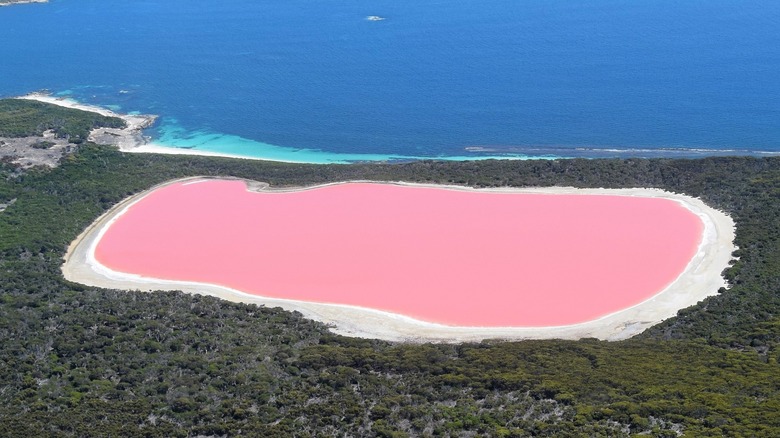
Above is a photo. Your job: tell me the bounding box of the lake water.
[1,0,778,162]
[94,180,702,326]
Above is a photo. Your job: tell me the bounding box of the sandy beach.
[61,178,736,343]
[121,143,269,161]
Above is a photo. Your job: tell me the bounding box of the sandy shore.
[61,178,736,343]
[122,143,270,161]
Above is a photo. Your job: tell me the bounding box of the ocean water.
[1,0,779,162]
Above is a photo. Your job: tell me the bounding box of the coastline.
[123,143,304,163]
[17,92,159,152]
[15,93,560,164]
[62,178,736,343]
[15,93,365,164]
[0,0,47,6]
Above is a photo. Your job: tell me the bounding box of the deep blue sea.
[1,0,779,162]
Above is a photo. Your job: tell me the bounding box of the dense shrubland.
[0,99,124,144]
[1,103,780,436]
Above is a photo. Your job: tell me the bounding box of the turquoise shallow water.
[151,118,540,163]
[1,0,779,162]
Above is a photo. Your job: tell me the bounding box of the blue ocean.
[1,0,779,162]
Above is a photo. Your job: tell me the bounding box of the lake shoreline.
[62,177,736,343]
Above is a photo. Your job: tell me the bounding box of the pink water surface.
[95,180,703,327]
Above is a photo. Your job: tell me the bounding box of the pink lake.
[94,180,703,327]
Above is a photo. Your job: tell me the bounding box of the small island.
[0,0,48,6]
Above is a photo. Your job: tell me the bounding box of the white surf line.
[62,178,736,343]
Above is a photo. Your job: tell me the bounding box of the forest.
[1,101,780,436]
[0,98,124,144]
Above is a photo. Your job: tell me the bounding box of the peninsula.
[0,94,156,168]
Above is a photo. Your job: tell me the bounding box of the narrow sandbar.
[62,178,735,342]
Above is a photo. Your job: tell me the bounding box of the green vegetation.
[30,140,55,149]
[2,104,780,436]
[0,99,124,143]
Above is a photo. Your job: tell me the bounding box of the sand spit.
[16,93,158,151]
[62,178,736,343]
